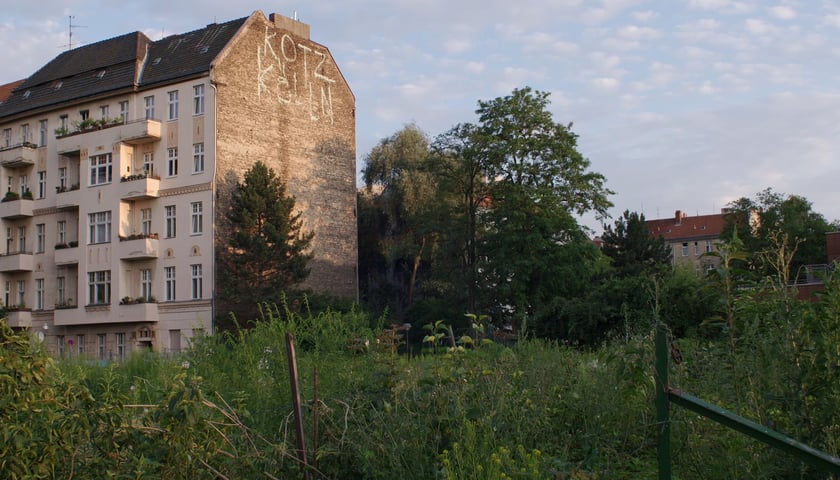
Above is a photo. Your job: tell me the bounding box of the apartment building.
[646,210,726,273]
[0,11,357,358]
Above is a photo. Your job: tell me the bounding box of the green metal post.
[655,324,671,480]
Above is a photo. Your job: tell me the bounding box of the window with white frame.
[57,335,65,357]
[57,220,66,245]
[77,334,85,355]
[17,280,25,306]
[191,264,202,299]
[143,152,154,176]
[165,206,176,238]
[5,227,11,254]
[35,278,44,310]
[681,242,689,257]
[167,147,178,176]
[141,269,152,301]
[119,101,129,123]
[168,90,179,120]
[35,224,44,253]
[17,226,26,253]
[21,124,29,144]
[165,266,176,301]
[4,281,9,307]
[19,174,27,196]
[705,240,713,253]
[193,143,204,173]
[59,115,68,132]
[37,171,45,199]
[88,211,112,244]
[38,120,47,147]
[191,202,203,235]
[193,84,205,115]
[88,270,111,305]
[98,334,106,360]
[57,276,65,305]
[89,153,113,186]
[58,167,67,190]
[3,128,11,147]
[79,110,89,121]
[141,208,152,236]
[144,95,155,120]
[100,105,109,120]
[116,332,125,360]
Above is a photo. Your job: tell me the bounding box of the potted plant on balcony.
[2,191,20,202]
[21,190,33,200]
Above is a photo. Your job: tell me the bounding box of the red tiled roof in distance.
[645,209,727,241]
[0,80,24,103]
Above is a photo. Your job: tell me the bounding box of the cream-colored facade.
[0,11,357,358]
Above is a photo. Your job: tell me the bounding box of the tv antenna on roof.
[62,15,87,51]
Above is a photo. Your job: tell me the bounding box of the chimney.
[675,210,685,223]
[269,13,311,39]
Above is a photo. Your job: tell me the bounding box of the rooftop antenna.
[62,15,86,51]
[294,10,298,21]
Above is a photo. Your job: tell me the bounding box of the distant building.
[0,11,357,358]
[645,210,727,273]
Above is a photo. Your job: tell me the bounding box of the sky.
[2,1,840,233]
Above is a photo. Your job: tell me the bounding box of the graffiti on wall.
[257,26,336,123]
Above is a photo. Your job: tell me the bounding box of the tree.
[601,210,671,277]
[217,161,313,326]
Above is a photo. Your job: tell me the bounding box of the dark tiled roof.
[646,212,727,242]
[141,17,247,86]
[0,15,248,120]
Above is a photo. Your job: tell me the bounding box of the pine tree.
[217,161,313,327]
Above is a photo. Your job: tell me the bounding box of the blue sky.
[2,1,840,232]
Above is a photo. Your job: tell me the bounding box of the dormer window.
[97,70,106,79]
[52,80,63,90]
[22,90,30,99]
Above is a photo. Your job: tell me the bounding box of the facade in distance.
[0,11,357,358]
[646,210,726,273]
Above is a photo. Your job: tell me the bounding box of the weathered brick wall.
[212,12,358,299]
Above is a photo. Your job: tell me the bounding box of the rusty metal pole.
[286,332,310,480]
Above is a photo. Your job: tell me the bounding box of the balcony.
[55,185,81,209]
[118,301,159,323]
[0,252,34,272]
[118,234,159,261]
[119,174,160,199]
[53,304,81,326]
[5,309,33,328]
[0,195,34,218]
[54,243,79,265]
[0,143,38,167]
[119,119,162,145]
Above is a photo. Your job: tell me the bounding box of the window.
[17,280,25,306]
[19,174,27,196]
[144,96,155,120]
[77,334,85,355]
[141,269,152,301]
[167,147,178,176]
[3,128,11,147]
[58,167,67,190]
[89,153,113,186]
[88,270,111,305]
[5,227,11,254]
[143,153,154,176]
[116,332,125,361]
[705,240,713,254]
[88,211,112,244]
[17,226,25,253]
[100,105,109,120]
[35,279,44,310]
[3,281,9,307]
[694,241,699,256]
[168,90,179,120]
[80,110,89,121]
[191,202,203,234]
[165,266,176,301]
[57,335,65,357]
[119,101,129,123]
[57,220,66,245]
[35,224,44,253]
[57,276,65,305]
[59,115,68,132]
[39,120,47,147]
[681,242,689,257]
[141,208,152,236]
[165,205,176,238]
[191,264,202,299]
[193,84,205,115]
[21,124,29,144]
[37,171,45,199]
[193,143,204,173]
[5,177,10,194]
[98,334,106,360]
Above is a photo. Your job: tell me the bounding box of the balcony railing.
[0,195,34,218]
[55,184,81,209]
[5,308,32,328]
[54,242,79,265]
[119,119,162,145]
[0,142,38,167]
[0,251,34,272]
[118,234,159,260]
[119,173,160,199]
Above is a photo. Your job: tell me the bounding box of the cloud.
[632,10,658,22]
[769,5,796,20]
[744,18,776,35]
[697,80,718,94]
[592,77,620,90]
[616,24,661,40]
[443,38,471,54]
[688,0,753,14]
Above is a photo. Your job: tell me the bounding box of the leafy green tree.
[217,161,313,326]
[601,210,671,277]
